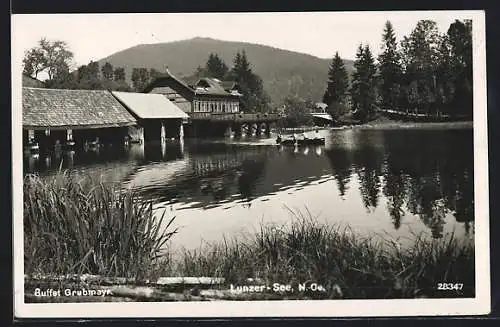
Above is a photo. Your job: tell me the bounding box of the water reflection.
[24,129,474,246]
[325,129,474,238]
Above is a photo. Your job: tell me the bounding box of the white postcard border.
[12,10,490,318]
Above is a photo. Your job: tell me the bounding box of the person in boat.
[276,134,282,144]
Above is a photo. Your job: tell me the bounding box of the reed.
[171,208,475,298]
[23,171,177,279]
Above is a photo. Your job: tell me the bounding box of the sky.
[12,11,477,68]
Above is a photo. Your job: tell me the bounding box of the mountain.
[98,37,354,106]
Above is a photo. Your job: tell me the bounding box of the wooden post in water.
[264,122,271,137]
[161,121,166,143]
[234,123,241,138]
[225,124,233,139]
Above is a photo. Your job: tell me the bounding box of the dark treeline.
[323,19,473,123]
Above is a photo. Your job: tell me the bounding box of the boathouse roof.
[112,92,189,120]
[22,87,137,129]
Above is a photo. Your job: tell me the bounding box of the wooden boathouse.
[143,69,281,138]
[111,91,189,143]
[22,87,137,151]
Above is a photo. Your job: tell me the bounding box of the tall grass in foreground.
[172,210,475,298]
[24,171,177,279]
[24,172,474,298]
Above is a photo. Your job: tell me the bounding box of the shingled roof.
[23,87,137,129]
[193,78,242,97]
[143,70,241,98]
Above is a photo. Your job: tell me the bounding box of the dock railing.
[189,112,281,122]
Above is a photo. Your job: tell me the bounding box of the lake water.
[24,128,475,252]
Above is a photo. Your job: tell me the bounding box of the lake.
[24,127,475,252]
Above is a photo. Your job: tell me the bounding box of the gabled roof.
[193,78,242,96]
[143,70,241,97]
[142,70,195,95]
[23,87,137,129]
[112,91,189,119]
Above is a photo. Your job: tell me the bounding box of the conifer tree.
[350,44,377,122]
[378,21,403,111]
[230,50,270,112]
[205,53,229,79]
[447,19,473,117]
[323,51,349,120]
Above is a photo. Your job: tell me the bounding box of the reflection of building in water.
[124,158,191,192]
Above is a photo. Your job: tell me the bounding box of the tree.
[22,48,46,79]
[447,19,473,117]
[131,67,150,92]
[22,38,74,81]
[350,44,377,122]
[205,53,229,79]
[435,34,454,113]
[283,96,313,127]
[378,21,403,111]
[149,68,162,81]
[113,67,126,82]
[101,62,114,80]
[230,51,271,113]
[400,20,441,114]
[44,64,77,89]
[76,61,102,90]
[323,52,349,120]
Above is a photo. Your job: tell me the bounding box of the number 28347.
[437,283,464,290]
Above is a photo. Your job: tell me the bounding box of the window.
[67,129,73,141]
[45,129,51,136]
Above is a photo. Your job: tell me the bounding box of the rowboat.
[276,137,326,146]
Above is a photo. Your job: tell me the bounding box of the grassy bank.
[169,215,474,299]
[24,173,474,299]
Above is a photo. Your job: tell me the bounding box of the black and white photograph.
[12,10,489,318]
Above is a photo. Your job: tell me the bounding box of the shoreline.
[280,121,473,133]
[338,120,473,130]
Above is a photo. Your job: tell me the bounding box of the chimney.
[165,65,170,74]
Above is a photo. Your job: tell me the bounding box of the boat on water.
[276,136,325,146]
